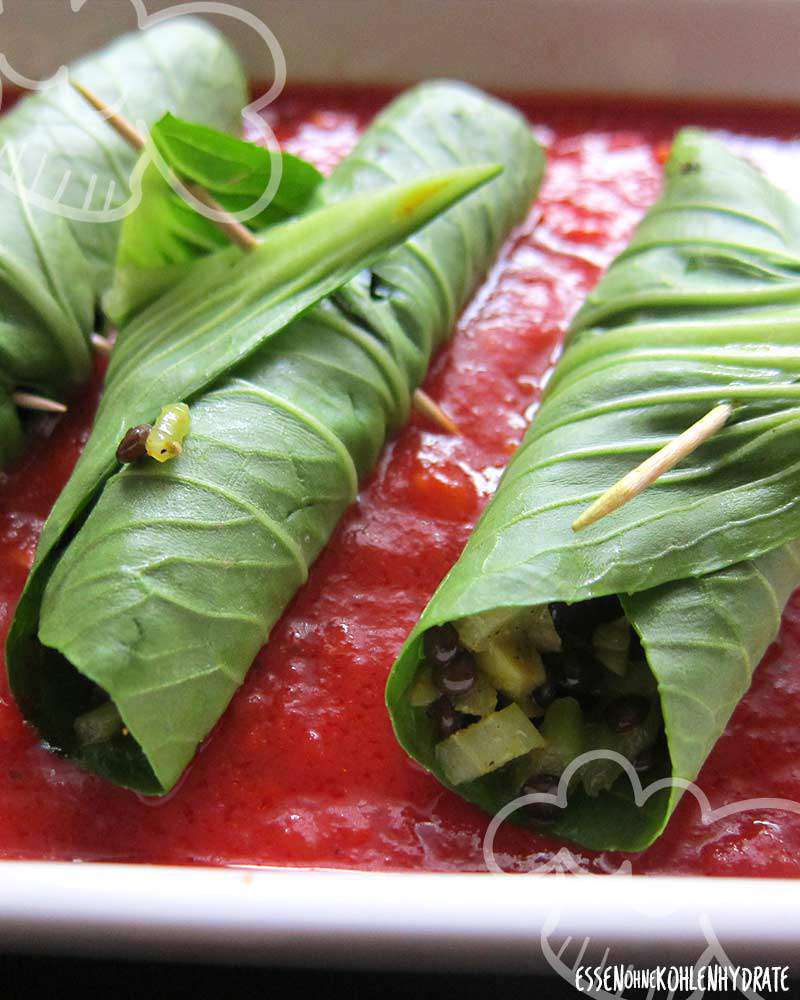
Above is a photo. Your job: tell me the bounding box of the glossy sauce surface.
[2,87,800,874]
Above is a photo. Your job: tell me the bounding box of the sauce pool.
[2,87,800,875]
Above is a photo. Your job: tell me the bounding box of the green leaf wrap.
[386,129,800,852]
[105,113,323,324]
[0,19,246,466]
[8,82,542,793]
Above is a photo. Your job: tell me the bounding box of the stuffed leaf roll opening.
[406,598,668,813]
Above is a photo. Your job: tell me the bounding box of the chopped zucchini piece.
[453,672,498,717]
[435,703,544,785]
[580,699,661,798]
[454,607,518,652]
[74,701,123,746]
[408,665,438,707]
[607,655,657,697]
[476,632,545,700]
[593,617,630,676]
[516,604,561,653]
[456,604,561,656]
[528,696,584,778]
[515,694,545,719]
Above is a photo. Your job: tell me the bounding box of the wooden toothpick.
[71,80,460,435]
[413,388,460,435]
[71,79,257,253]
[182,180,259,252]
[13,391,67,414]
[572,402,733,532]
[71,79,147,151]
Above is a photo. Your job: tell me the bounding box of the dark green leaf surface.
[387,129,800,851]
[9,79,542,794]
[105,114,322,323]
[0,19,246,466]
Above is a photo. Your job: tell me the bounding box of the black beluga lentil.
[432,649,476,698]
[521,773,562,824]
[423,623,460,666]
[428,696,468,740]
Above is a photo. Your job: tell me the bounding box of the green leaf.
[40,165,501,574]
[386,129,800,851]
[0,382,22,468]
[0,19,246,465]
[152,113,322,219]
[105,114,322,323]
[9,81,541,794]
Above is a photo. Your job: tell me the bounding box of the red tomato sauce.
[2,87,800,875]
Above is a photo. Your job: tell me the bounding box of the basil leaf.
[0,19,246,465]
[152,112,322,220]
[105,114,322,323]
[9,82,540,794]
[387,129,800,851]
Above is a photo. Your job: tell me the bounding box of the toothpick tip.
[571,499,614,532]
[13,391,67,414]
[571,511,595,533]
[413,388,460,436]
[90,332,113,356]
[184,183,260,252]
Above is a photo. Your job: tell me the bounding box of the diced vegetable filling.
[410,596,665,821]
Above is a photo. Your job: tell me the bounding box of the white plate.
[2,0,800,972]
[1,864,798,970]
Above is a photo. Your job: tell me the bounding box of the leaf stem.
[572,402,734,532]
